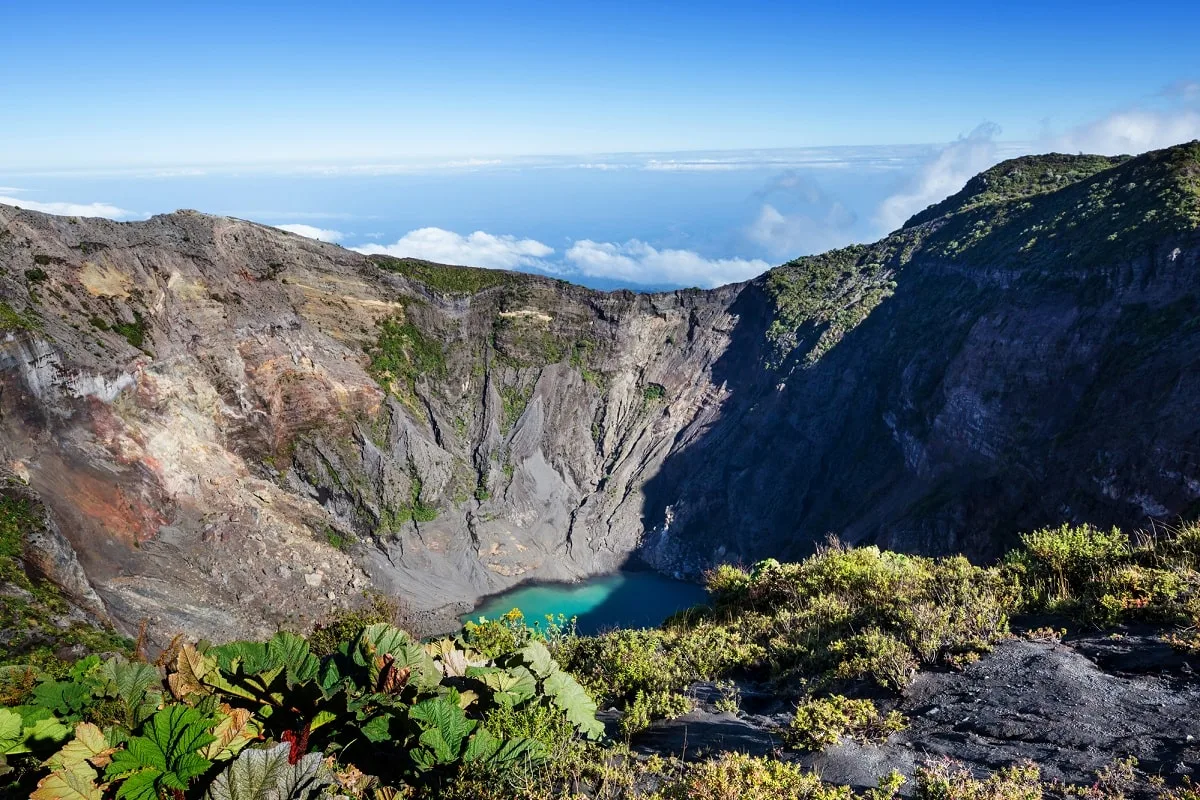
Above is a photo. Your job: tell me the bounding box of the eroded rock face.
[0,208,749,641]
[0,145,1198,642]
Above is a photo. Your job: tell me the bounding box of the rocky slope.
[632,629,1200,795]
[0,142,1198,644]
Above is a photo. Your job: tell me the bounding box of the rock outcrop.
[0,142,1197,642]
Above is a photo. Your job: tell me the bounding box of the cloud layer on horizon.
[353,228,554,271]
[352,228,770,288]
[275,223,345,242]
[0,192,138,220]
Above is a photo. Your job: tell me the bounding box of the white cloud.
[0,194,138,219]
[275,223,345,242]
[565,239,769,288]
[874,122,1001,233]
[1043,108,1200,156]
[748,202,858,260]
[353,227,554,270]
[0,186,22,193]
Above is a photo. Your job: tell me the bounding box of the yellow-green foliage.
[1009,522,1200,626]
[370,255,514,295]
[704,541,1016,690]
[366,314,447,404]
[559,623,759,711]
[787,694,907,752]
[463,609,577,660]
[307,593,405,657]
[0,301,38,332]
[618,689,693,738]
[914,759,1042,800]
[653,753,896,800]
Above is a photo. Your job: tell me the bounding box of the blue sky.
[2,1,1199,287]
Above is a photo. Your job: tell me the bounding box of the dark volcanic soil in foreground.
[631,629,1200,794]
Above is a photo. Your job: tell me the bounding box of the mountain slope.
[0,141,1198,644]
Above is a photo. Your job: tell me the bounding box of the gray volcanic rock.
[0,142,1198,642]
[631,632,1200,794]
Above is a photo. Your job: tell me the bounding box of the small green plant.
[23,268,48,283]
[713,680,741,714]
[914,758,1042,800]
[786,695,906,752]
[111,311,149,350]
[657,752,876,800]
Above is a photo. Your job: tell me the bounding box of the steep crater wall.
[0,142,1198,643]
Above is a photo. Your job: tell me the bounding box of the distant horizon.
[2,137,1196,291]
[3,0,1197,288]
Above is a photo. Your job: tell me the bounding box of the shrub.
[306,593,407,657]
[643,383,667,402]
[618,689,693,738]
[1010,522,1200,626]
[914,759,1042,800]
[704,541,1014,690]
[786,695,907,752]
[830,629,919,691]
[656,752,864,800]
[1010,524,1131,606]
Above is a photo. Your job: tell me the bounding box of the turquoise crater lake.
[462,571,709,635]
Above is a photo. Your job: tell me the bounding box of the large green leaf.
[0,709,22,754]
[105,705,217,799]
[543,670,604,739]
[265,632,319,688]
[203,741,330,800]
[100,659,161,729]
[356,624,439,693]
[2,709,72,755]
[465,665,538,708]
[32,681,94,722]
[209,642,274,676]
[408,697,476,769]
[514,642,557,680]
[100,659,159,707]
[498,642,604,739]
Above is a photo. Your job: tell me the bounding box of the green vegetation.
[1008,521,1200,631]
[370,256,514,296]
[904,153,1128,229]
[642,383,666,403]
[6,517,1200,797]
[570,340,604,386]
[366,314,447,410]
[111,310,149,350]
[0,619,602,798]
[491,312,568,369]
[500,384,532,433]
[23,268,48,284]
[786,695,906,752]
[378,463,439,533]
[0,301,39,332]
[764,246,896,366]
[764,143,1200,367]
